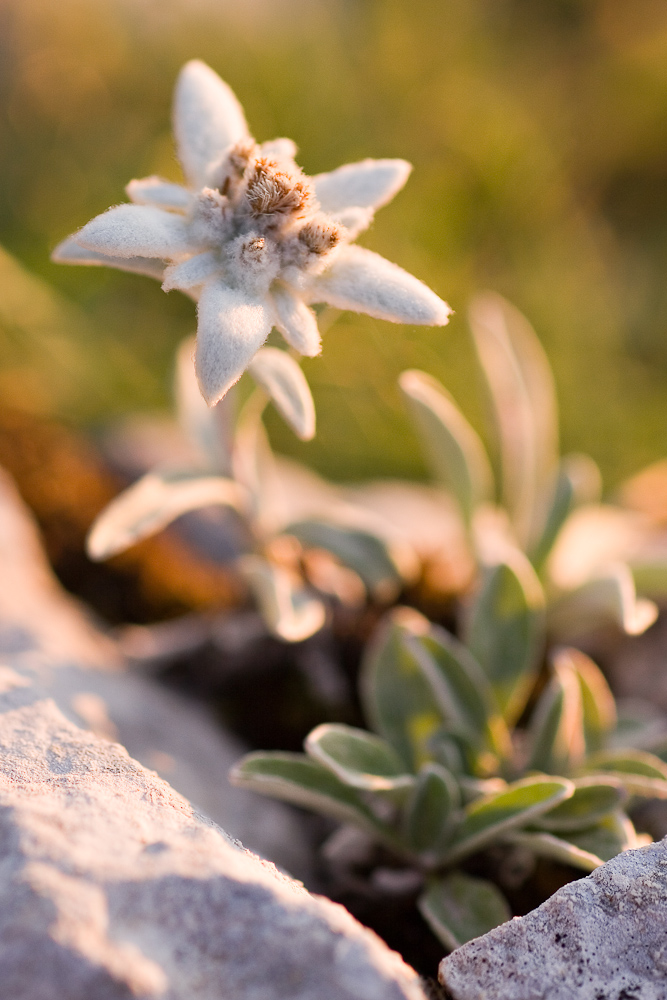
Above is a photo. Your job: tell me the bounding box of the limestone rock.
[0,468,427,999]
[0,683,426,1000]
[439,838,667,1000]
[0,468,309,877]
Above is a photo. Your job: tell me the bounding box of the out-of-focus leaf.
[630,562,667,601]
[86,469,247,560]
[229,752,382,836]
[548,564,658,641]
[418,871,511,951]
[504,831,603,871]
[566,812,638,862]
[360,609,444,771]
[465,554,545,724]
[399,369,493,524]
[304,723,413,792]
[407,627,512,765]
[533,776,625,832]
[565,647,617,753]
[585,749,667,799]
[174,336,233,473]
[286,519,403,600]
[232,393,278,530]
[248,347,316,441]
[444,776,574,864]
[404,763,460,858]
[239,555,326,643]
[526,651,585,774]
[530,454,602,571]
[459,776,508,804]
[469,292,558,549]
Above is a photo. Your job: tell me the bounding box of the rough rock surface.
[0,468,428,998]
[0,469,309,877]
[439,838,667,1000]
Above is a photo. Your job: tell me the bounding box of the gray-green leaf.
[444,776,574,864]
[304,723,413,792]
[526,651,585,775]
[548,564,658,641]
[360,608,445,771]
[418,871,511,951]
[532,776,626,832]
[465,555,546,724]
[504,831,603,871]
[399,369,493,524]
[229,752,381,836]
[404,763,460,858]
[584,749,667,799]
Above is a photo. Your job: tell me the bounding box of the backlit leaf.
[87,469,247,560]
[239,555,326,643]
[548,564,658,641]
[526,651,585,775]
[504,830,603,871]
[399,369,493,524]
[585,749,667,799]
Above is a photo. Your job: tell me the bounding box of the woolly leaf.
[444,776,574,864]
[408,627,512,765]
[286,519,403,600]
[304,724,413,792]
[532,776,625,832]
[360,609,444,771]
[469,292,558,549]
[526,651,585,775]
[568,648,617,753]
[404,763,460,857]
[465,555,545,724]
[399,369,493,524]
[566,812,638,862]
[585,749,667,799]
[86,470,246,560]
[418,872,511,951]
[239,556,326,643]
[248,347,316,441]
[505,831,603,871]
[229,752,380,835]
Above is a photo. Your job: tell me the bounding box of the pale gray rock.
[439,838,667,1000]
[0,468,427,999]
[0,685,426,1000]
[0,468,309,877]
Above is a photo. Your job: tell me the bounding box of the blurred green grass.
[3,0,667,487]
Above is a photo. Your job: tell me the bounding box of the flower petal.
[270,281,321,356]
[314,158,412,212]
[51,235,166,279]
[75,204,192,260]
[162,251,220,291]
[305,245,451,326]
[126,176,191,212]
[195,279,271,404]
[173,60,249,189]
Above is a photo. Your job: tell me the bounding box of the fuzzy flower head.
[54,60,451,405]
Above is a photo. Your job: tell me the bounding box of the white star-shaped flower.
[53,60,451,405]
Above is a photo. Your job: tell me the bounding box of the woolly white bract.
[53,60,451,405]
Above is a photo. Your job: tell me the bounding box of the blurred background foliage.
[3,0,667,485]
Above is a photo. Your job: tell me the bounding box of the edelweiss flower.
[53,60,451,405]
